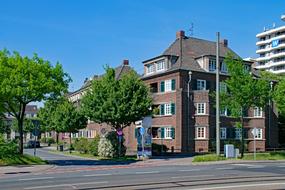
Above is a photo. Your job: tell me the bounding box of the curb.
[192,160,285,165]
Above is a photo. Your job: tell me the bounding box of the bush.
[73,137,90,154]
[47,138,55,145]
[193,154,226,162]
[89,135,100,156]
[152,143,168,155]
[98,131,126,158]
[0,141,19,159]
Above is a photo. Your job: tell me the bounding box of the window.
[197,80,206,90]
[220,108,228,116]
[209,59,216,71]
[196,103,206,115]
[254,128,262,139]
[156,60,165,72]
[146,64,154,74]
[197,127,206,139]
[254,107,262,117]
[220,128,227,139]
[221,62,228,73]
[165,80,172,92]
[159,127,175,139]
[219,82,227,93]
[160,103,175,115]
[235,128,242,140]
[165,103,171,115]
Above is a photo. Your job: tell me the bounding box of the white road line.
[187,182,285,190]
[19,177,54,181]
[135,171,160,174]
[215,167,234,170]
[24,181,108,190]
[247,166,265,169]
[179,169,201,172]
[84,173,112,177]
[171,174,214,179]
[231,164,255,167]
[277,165,285,168]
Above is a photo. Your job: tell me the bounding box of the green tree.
[273,77,285,115]
[81,67,152,155]
[0,49,70,154]
[39,98,87,151]
[220,53,270,158]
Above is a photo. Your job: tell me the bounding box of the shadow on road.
[47,159,139,166]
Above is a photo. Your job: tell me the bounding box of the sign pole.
[254,129,256,161]
[34,129,36,157]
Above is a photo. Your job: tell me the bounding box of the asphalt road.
[1,149,285,190]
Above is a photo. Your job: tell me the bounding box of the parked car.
[27,140,40,148]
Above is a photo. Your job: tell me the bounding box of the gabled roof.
[69,62,135,96]
[161,36,240,73]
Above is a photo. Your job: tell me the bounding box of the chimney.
[176,30,185,39]
[123,59,129,65]
[220,39,228,47]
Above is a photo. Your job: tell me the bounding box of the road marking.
[278,165,285,168]
[19,177,54,181]
[171,174,214,179]
[215,167,234,170]
[135,171,160,174]
[179,169,201,172]
[231,164,255,167]
[84,173,112,177]
[24,181,108,189]
[187,182,285,190]
[247,166,264,169]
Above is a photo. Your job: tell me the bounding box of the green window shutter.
[161,128,165,139]
[206,81,211,90]
[171,79,176,91]
[160,81,165,92]
[160,104,165,115]
[135,128,138,139]
[171,103,175,115]
[192,79,197,90]
[171,128,175,139]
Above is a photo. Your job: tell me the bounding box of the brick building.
[128,30,278,153]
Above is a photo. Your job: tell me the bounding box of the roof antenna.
[189,23,194,36]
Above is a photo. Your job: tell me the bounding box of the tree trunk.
[240,115,244,158]
[56,132,59,151]
[18,118,24,155]
[69,132,72,154]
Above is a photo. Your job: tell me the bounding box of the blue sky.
[0,0,284,91]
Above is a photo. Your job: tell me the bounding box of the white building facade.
[255,15,285,74]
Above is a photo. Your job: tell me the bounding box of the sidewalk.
[0,165,54,175]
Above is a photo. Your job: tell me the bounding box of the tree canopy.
[81,67,152,131]
[220,53,271,157]
[0,49,71,154]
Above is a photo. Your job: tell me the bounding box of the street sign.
[139,127,145,135]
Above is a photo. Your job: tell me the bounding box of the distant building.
[255,14,285,74]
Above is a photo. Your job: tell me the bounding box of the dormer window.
[146,64,155,74]
[156,60,165,72]
[209,59,216,71]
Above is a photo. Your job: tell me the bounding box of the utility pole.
[216,32,220,156]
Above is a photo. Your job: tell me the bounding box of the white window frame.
[219,82,227,93]
[197,79,206,90]
[165,103,171,115]
[146,64,154,74]
[220,128,227,139]
[165,80,172,92]
[209,59,216,71]
[156,60,165,72]
[220,108,228,116]
[254,107,263,117]
[164,127,172,139]
[235,128,242,140]
[196,127,206,139]
[254,128,263,139]
[196,103,206,115]
[221,62,228,73]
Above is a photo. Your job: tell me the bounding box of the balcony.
[256,43,285,54]
[256,34,285,46]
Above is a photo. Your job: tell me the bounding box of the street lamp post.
[216,32,220,156]
[268,81,273,147]
[187,71,192,152]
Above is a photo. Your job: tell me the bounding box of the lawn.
[193,151,285,162]
[0,154,47,166]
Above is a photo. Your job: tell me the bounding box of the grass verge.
[0,154,47,166]
[193,151,285,162]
